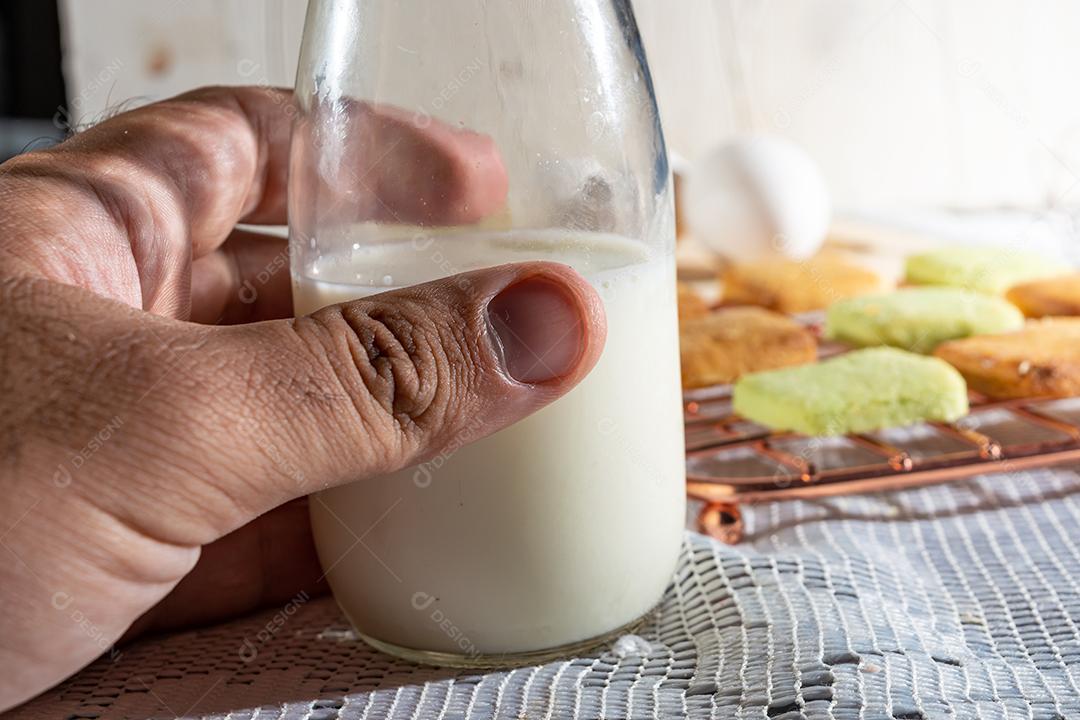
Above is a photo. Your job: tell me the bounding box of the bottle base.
[353,610,654,669]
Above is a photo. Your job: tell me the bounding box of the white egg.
[685,135,831,262]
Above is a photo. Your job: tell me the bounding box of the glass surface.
[290,0,684,665]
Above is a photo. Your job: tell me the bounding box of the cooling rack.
[685,336,1080,544]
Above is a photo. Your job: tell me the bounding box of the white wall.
[633,0,1080,210]
[60,0,1080,211]
[59,0,306,117]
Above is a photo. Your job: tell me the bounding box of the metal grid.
[686,338,1080,544]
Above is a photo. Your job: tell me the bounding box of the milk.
[295,230,686,659]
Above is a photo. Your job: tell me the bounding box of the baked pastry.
[1006,274,1080,318]
[677,282,710,322]
[733,347,969,436]
[905,246,1061,295]
[825,287,1024,354]
[680,306,816,389]
[934,318,1080,399]
[723,255,884,314]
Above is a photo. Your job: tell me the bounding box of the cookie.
[1005,274,1080,318]
[825,287,1024,354]
[934,318,1080,399]
[723,255,884,314]
[733,347,969,436]
[905,246,1061,295]
[677,282,710,322]
[680,306,816,389]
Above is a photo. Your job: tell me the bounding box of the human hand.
[0,86,606,711]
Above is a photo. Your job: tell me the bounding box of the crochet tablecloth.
[10,467,1080,720]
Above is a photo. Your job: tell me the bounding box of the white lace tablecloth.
[10,466,1080,720]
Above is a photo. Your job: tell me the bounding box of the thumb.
[69,262,606,544]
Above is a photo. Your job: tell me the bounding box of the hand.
[0,86,606,711]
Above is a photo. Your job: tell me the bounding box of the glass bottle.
[290,0,685,666]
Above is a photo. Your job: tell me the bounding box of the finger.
[189,229,293,324]
[0,86,508,313]
[3,86,294,263]
[44,262,605,547]
[291,102,509,229]
[122,499,328,641]
[27,86,507,249]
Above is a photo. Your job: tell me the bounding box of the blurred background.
[0,1,66,158]
[4,0,1080,255]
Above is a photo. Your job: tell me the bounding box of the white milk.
[295,230,686,660]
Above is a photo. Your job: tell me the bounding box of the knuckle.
[1,140,164,250]
[344,303,440,424]
[308,299,478,444]
[154,94,258,215]
[137,98,253,190]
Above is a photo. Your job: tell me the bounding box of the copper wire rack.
[684,334,1080,544]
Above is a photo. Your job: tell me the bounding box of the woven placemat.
[10,468,1080,719]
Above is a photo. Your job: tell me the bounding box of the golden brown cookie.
[1006,274,1080,318]
[933,318,1080,399]
[678,282,710,322]
[723,255,884,314]
[680,306,817,389]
